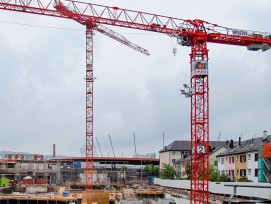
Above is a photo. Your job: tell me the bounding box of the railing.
[224,184,271,204]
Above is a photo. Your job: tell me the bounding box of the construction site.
[0,153,164,203]
[0,0,271,203]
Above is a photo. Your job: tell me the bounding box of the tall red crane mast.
[1,0,271,203]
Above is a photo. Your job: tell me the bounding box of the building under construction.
[0,154,159,187]
[0,154,162,203]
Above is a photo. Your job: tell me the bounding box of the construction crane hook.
[173,47,177,56]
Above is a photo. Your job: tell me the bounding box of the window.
[240,169,246,177]
[218,158,220,163]
[229,156,234,164]
[236,156,239,161]
[172,159,176,163]
[236,169,239,174]
[240,155,246,163]
[172,151,176,155]
[221,170,225,175]
[248,169,251,175]
[221,158,225,164]
[214,160,218,166]
[229,170,234,177]
[255,153,258,161]
[226,157,228,162]
[226,170,228,175]
[255,168,258,177]
[248,154,251,160]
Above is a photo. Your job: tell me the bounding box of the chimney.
[239,137,242,146]
[263,130,267,141]
[230,139,234,148]
[53,144,56,158]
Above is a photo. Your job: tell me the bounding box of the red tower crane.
[1,0,271,203]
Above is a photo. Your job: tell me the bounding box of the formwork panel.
[82,190,109,204]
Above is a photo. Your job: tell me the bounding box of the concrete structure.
[154,178,271,200]
[0,155,159,187]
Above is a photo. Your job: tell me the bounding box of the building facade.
[177,146,227,179]
[217,134,268,182]
[159,140,228,170]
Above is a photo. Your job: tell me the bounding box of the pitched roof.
[175,146,226,163]
[159,140,229,153]
[217,136,269,157]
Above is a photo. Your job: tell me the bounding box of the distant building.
[133,153,156,158]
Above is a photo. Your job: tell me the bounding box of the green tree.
[121,165,128,172]
[160,164,176,179]
[238,177,251,182]
[218,173,229,182]
[185,163,191,179]
[144,164,159,175]
[209,164,219,182]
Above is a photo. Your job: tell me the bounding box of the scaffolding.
[0,156,60,185]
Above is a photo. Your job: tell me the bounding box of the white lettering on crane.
[232,29,248,36]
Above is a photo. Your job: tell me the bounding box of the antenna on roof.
[251,134,256,144]
[163,131,165,148]
[218,131,221,141]
[239,133,243,146]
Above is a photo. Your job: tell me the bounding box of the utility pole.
[133,132,137,158]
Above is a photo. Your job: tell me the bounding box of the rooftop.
[159,140,229,153]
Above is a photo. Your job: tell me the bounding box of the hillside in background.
[0,150,67,160]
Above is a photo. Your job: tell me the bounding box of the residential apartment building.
[159,140,228,169]
[247,152,259,182]
[177,146,227,178]
[159,141,190,169]
[217,136,264,182]
[176,155,190,178]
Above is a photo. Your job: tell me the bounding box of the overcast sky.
[0,0,270,158]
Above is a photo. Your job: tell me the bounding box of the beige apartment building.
[159,140,228,170]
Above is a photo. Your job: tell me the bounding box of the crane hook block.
[173,48,177,56]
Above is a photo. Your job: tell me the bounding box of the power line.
[0,20,162,35]
[0,20,84,31]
